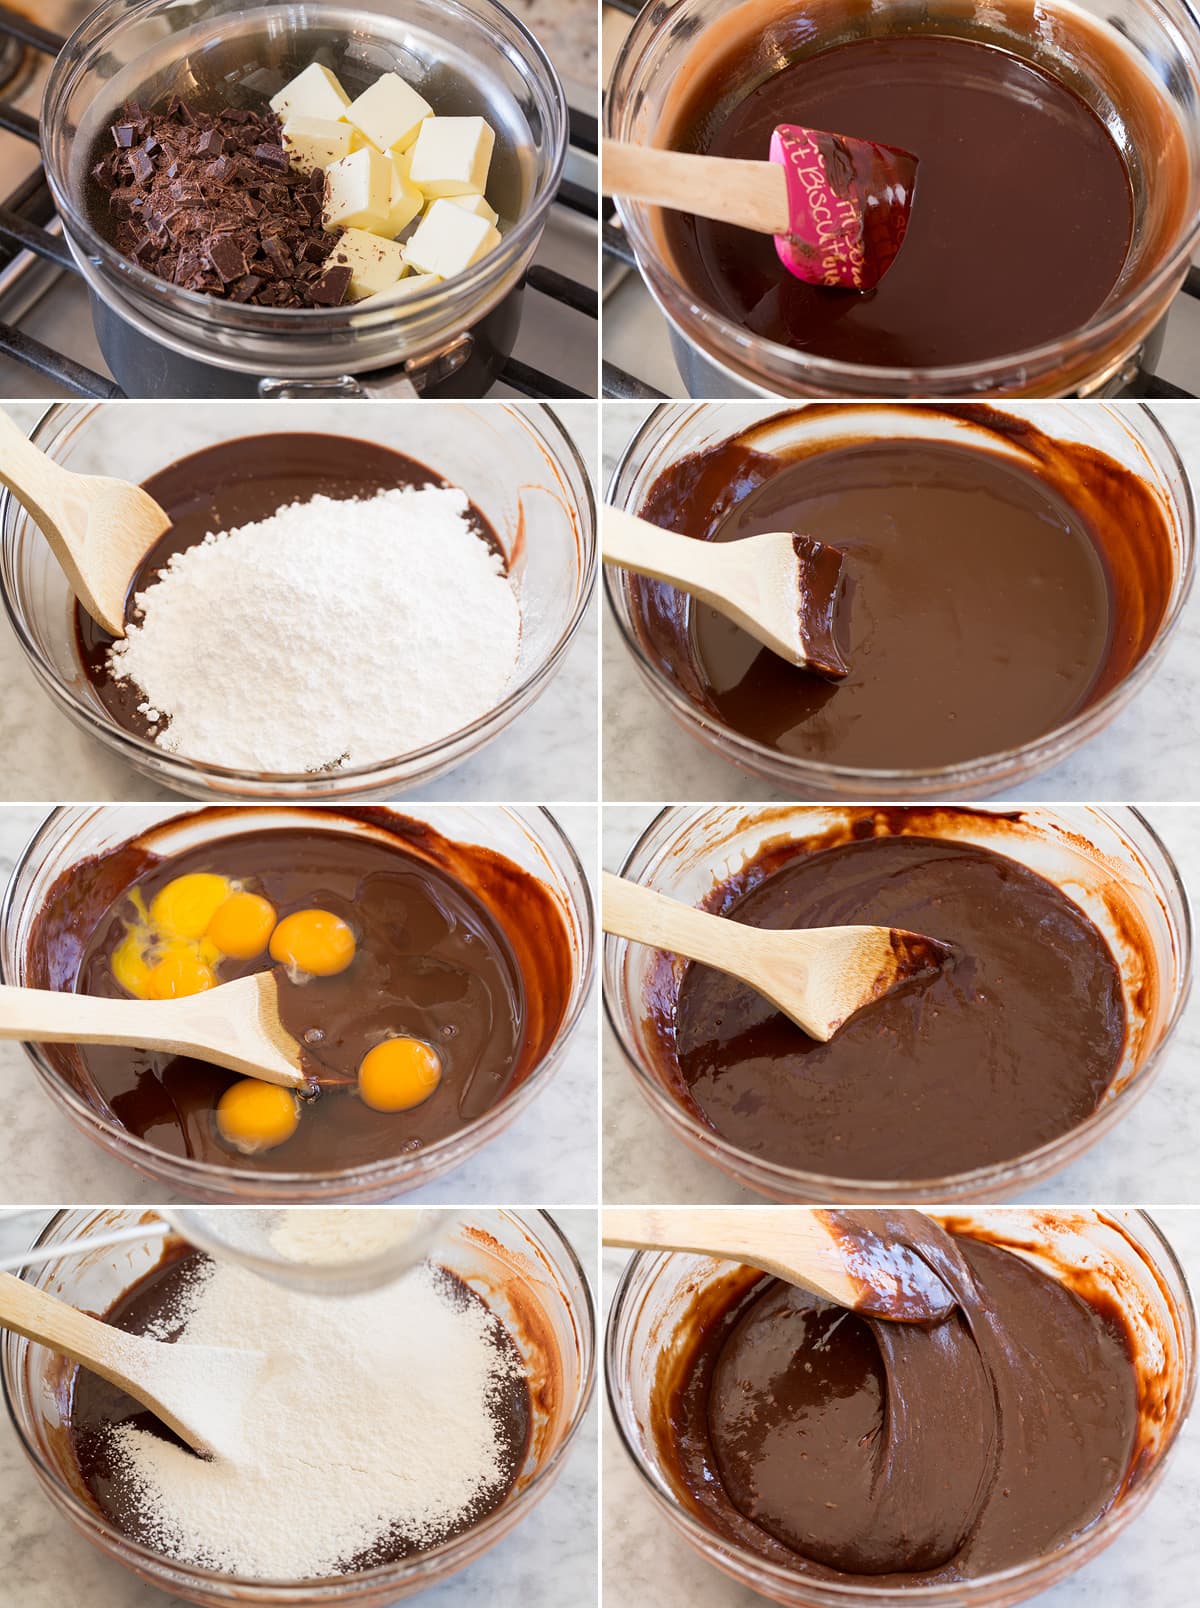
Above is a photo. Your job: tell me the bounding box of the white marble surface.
[601,401,1200,803]
[0,401,599,804]
[602,803,1200,1205]
[603,1208,1200,1608]
[0,1206,597,1608]
[0,804,599,1206]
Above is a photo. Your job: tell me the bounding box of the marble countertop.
[602,802,1200,1204]
[602,1207,1200,1608]
[0,804,598,1206]
[0,1206,597,1608]
[0,401,598,804]
[602,401,1200,803]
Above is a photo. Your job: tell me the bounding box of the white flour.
[268,1208,426,1265]
[106,1256,525,1579]
[107,487,522,774]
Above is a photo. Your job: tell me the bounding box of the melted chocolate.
[659,32,1133,366]
[661,833,1125,1178]
[658,1212,1138,1583]
[68,1246,530,1569]
[76,433,503,749]
[25,809,573,1173]
[632,407,1174,770]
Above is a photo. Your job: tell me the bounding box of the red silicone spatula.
[603,128,918,291]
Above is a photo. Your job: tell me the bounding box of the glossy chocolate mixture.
[632,407,1174,770]
[26,809,573,1172]
[69,1245,530,1567]
[658,31,1133,366]
[657,1211,1139,1583]
[76,433,503,747]
[661,829,1125,1178]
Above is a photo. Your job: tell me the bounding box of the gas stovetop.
[600,0,1200,401]
[0,0,598,399]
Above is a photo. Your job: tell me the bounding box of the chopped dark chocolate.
[89,95,341,309]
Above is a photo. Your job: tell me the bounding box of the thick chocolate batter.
[26,809,573,1172]
[657,1212,1139,1583]
[76,433,503,747]
[632,407,1175,770]
[659,32,1133,366]
[664,831,1125,1178]
[69,1245,530,1568]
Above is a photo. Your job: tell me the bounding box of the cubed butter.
[447,192,499,227]
[345,72,432,155]
[382,161,424,238]
[331,228,409,300]
[359,272,443,307]
[281,117,356,174]
[392,147,413,183]
[323,146,393,232]
[409,115,495,197]
[404,197,501,277]
[270,62,351,124]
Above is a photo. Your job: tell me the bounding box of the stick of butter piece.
[358,272,444,307]
[404,197,501,277]
[409,116,495,198]
[282,117,356,174]
[323,146,393,232]
[270,63,351,124]
[382,161,424,238]
[330,228,409,300]
[345,72,433,155]
[446,192,499,227]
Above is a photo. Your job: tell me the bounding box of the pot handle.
[258,331,475,400]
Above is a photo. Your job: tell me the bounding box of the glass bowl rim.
[1,1205,596,1593]
[603,1208,1198,1601]
[603,401,1195,791]
[602,802,1194,1198]
[0,400,597,790]
[0,802,596,1191]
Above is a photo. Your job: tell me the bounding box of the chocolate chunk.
[208,236,249,282]
[230,272,265,302]
[127,147,154,184]
[311,263,352,305]
[111,124,136,150]
[196,128,224,158]
[253,142,290,172]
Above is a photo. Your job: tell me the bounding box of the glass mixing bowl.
[2,1206,594,1607]
[606,1208,1195,1607]
[606,402,1193,799]
[0,804,595,1202]
[604,804,1192,1203]
[0,400,595,800]
[606,0,1200,399]
[42,0,568,398]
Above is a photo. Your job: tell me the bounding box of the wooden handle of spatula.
[602,139,789,234]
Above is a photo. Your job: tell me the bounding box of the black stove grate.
[0,2,597,400]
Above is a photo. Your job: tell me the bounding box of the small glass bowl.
[606,1208,1195,1608]
[0,804,595,1203]
[603,804,1192,1203]
[0,400,595,800]
[2,1206,595,1607]
[605,401,1194,799]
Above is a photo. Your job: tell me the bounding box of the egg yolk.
[216,1079,301,1154]
[207,891,276,959]
[358,1038,442,1112]
[270,909,356,977]
[150,874,233,940]
[147,948,217,1000]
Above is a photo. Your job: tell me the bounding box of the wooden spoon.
[604,505,849,677]
[0,1269,266,1459]
[0,407,169,636]
[603,1207,955,1323]
[602,871,952,1042]
[0,972,306,1087]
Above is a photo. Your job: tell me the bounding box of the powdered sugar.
[107,487,522,774]
[268,1207,428,1265]
[104,1255,526,1580]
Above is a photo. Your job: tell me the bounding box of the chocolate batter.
[69,1244,530,1567]
[76,433,503,749]
[657,27,1134,366]
[25,809,573,1172]
[657,1212,1138,1583]
[632,407,1175,770]
[661,829,1125,1178]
